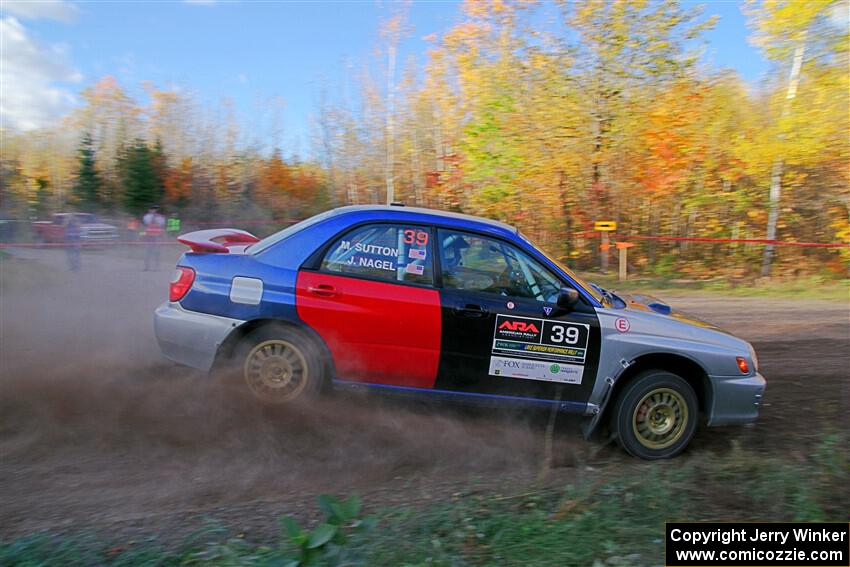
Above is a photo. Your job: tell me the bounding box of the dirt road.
[1,247,847,543]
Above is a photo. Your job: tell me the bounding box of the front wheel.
[230,326,325,405]
[612,370,698,459]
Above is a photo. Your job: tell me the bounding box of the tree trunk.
[385,43,396,204]
[559,170,572,258]
[411,125,424,207]
[761,39,806,277]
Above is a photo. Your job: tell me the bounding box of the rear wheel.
[230,326,324,405]
[612,370,698,459]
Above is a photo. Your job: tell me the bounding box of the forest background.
[2,0,848,278]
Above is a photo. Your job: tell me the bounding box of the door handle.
[308,284,338,297]
[453,303,489,318]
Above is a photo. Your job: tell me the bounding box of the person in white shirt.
[142,205,166,271]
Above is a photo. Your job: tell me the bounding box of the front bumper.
[80,232,119,241]
[706,372,766,426]
[154,302,243,372]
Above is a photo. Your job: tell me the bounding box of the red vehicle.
[32,213,119,244]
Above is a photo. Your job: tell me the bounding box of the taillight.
[736,357,749,374]
[170,267,195,302]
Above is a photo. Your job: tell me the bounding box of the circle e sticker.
[615,317,630,333]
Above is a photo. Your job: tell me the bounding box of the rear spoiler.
[177,229,260,253]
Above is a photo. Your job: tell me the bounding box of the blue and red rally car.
[155,205,765,458]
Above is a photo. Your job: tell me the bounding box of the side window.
[321,224,433,285]
[438,229,563,303]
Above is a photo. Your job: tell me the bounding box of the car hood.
[615,292,731,335]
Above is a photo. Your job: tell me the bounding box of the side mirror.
[557,287,580,311]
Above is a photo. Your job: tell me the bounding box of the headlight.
[748,343,759,372]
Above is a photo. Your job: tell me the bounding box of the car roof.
[329,205,518,235]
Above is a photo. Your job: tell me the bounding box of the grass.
[3,435,847,566]
[583,273,850,300]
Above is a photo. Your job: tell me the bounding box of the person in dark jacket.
[64,215,82,272]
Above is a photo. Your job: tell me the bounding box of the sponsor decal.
[405,263,425,275]
[493,314,590,365]
[492,340,586,363]
[615,317,630,333]
[506,301,515,310]
[495,315,542,342]
[489,356,583,384]
[499,320,538,333]
[543,306,552,316]
[408,248,427,260]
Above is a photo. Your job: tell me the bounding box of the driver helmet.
[442,234,470,270]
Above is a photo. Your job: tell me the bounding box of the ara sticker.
[615,317,630,333]
[492,314,590,364]
[506,301,515,310]
[405,263,424,275]
[408,248,426,260]
[543,306,552,316]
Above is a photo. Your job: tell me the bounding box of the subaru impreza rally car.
[154,205,765,459]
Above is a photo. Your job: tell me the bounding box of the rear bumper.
[154,302,243,371]
[706,372,766,426]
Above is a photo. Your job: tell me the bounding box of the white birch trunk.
[385,44,396,204]
[761,38,806,277]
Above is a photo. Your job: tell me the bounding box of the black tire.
[612,370,698,459]
[227,325,325,405]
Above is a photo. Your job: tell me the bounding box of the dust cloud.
[0,248,589,538]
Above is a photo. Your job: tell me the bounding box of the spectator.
[127,217,140,241]
[166,213,181,236]
[142,205,166,271]
[64,215,82,272]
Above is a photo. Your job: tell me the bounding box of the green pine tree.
[120,139,164,216]
[71,133,101,209]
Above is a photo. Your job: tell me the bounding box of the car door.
[295,223,442,389]
[434,228,601,406]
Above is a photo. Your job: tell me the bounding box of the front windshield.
[519,233,605,305]
[248,209,338,254]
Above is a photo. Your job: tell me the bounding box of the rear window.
[248,209,338,254]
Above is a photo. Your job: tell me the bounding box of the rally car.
[154,205,765,459]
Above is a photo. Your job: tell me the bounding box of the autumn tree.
[746,0,849,276]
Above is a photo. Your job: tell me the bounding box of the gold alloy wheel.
[243,339,309,403]
[631,387,689,450]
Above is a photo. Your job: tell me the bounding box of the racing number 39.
[403,229,428,246]
[549,324,580,345]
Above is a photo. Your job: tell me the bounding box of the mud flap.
[581,376,614,439]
